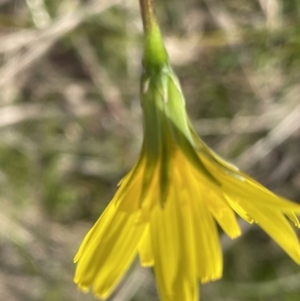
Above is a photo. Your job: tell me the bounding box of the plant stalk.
[139,0,157,33]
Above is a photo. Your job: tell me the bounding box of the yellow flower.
[74,7,300,301]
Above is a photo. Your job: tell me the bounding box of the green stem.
[138,0,168,67]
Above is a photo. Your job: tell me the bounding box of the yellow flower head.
[74,5,300,301]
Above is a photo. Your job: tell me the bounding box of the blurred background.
[0,0,300,300]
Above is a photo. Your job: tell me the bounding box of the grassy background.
[0,0,300,300]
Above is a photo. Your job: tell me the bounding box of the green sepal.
[143,21,168,70]
[139,69,171,208]
[188,122,243,180]
[163,71,220,186]
[158,112,173,208]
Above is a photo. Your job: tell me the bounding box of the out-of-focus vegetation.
[0,0,300,300]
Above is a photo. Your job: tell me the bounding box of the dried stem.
[139,0,157,33]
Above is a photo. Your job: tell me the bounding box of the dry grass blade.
[0,0,122,86]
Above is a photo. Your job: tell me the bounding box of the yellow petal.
[222,173,300,213]
[170,150,223,282]
[205,191,241,239]
[74,202,118,264]
[117,153,142,187]
[115,150,160,214]
[190,196,223,283]
[182,161,223,282]
[150,185,198,301]
[114,163,144,212]
[191,126,239,173]
[286,212,300,228]
[225,194,255,224]
[138,225,154,267]
[74,202,146,299]
[201,155,300,213]
[233,201,300,264]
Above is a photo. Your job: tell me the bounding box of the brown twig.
[139,0,156,33]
